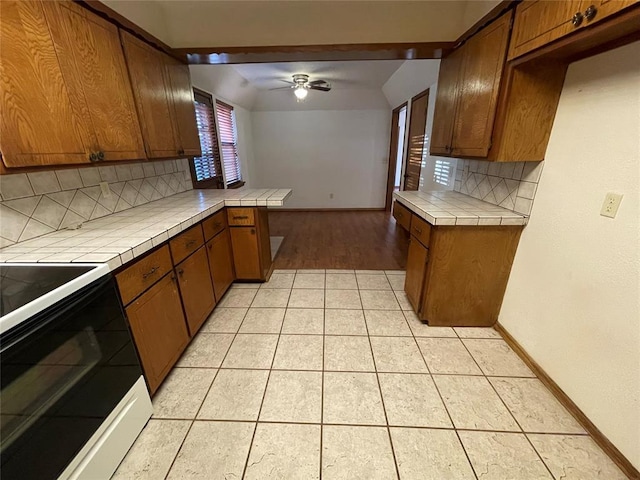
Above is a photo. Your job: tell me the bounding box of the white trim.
[58,376,152,480]
[0,263,110,335]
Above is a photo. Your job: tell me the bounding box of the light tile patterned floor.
[112,270,626,480]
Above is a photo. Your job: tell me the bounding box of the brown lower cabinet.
[206,229,235,300]
[403,211,523,326]
[176,246,216,335]
[228,207,272,281]
[124,273,189,394]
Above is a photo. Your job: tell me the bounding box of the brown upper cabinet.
[121,31,201,159]
[509,0,639,60]
[430,11,512,159]
[0,0,145,168]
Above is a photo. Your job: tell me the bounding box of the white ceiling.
[231,60,406,91]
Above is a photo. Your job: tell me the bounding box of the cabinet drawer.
[227,208,255,226]
[170,224,204,264]
[393,201,412,231]
[116,245,173,305]
[410,215,432,247]
[202,210,227,241]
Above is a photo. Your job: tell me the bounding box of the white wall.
[499,42,640,469]
[189,67,256,187]
[251,110,391,208]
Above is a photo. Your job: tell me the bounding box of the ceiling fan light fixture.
[294,85,308,100]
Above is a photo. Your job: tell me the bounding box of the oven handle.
[0,275,113,353]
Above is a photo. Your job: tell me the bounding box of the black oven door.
[0,275,143,480]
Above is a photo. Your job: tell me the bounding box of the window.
[433,159,454,187]
[215,100,243,187]
[190,89,223,188]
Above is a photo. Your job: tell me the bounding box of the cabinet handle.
[171,274,176,281]
[208,243,213,250]
[178,268,184,276]
[97,150,105,161]
[177,147,185,155]
[414,228,423,234]
[571,11,584,27]
[214,222,222,228]
[142,266,159,279]
[185,239,196,248]
[251,229,256,235]
[89,152,98,162]
[584,4,597,21]
[233,215,249,220]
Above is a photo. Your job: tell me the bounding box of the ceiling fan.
[270,74,332,100]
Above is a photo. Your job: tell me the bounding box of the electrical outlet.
[600,192,623,218]
[99,182,111,199]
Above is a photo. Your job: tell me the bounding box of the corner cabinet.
[0,0,145,168]
[430,11,512,159]
[228,207,273,281]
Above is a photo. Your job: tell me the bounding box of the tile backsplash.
[454,160,544,216]
[0,159,193,247]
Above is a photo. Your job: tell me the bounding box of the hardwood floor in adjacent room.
[268,210,409,270]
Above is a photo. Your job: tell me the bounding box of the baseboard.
[270,208,386,212]
[494,323,639,479]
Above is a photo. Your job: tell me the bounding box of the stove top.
[0,265,94,317]
[0,263,111,334]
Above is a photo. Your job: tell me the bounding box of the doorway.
[385,103,408,210]
[404,88,429,191]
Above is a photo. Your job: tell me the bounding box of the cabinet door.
[451,11,512,158]
[0,0,92,167]
[508,0,586,59]
[125,274,189,394]
[207,229,235,301]
[48,2,145,162]
[121,31,179,159]
[176,246,215,335]
[404,236,428,313]
[594,0,639,21]
[165,58,202,157]
[230,227,261,280]
[430,48,463,156]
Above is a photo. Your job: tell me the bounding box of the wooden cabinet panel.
[207,229,235,301]
[50,1,145,162]
[176,246,215,335]
[125,273,189,394]
[509,0,588,59]
[392,201,412,231]
[227,208,256,226]
[451,11,512,157]
[116,245,173,305]
[410,215,432,247]
[169,224,204,264]
[257,207,273,280]
[230,227,262,279]
[120,30,179,159]
[0,0,92,167]
[203,210,227,241]
[404,236,428,312]
[166,58,201,157]
[430,48,463,156]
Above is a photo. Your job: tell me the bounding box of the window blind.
[191,90,223,188]
[215,100,241,186]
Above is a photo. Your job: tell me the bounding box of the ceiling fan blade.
[308,80,328,86]
[269,85,295,91]
[308,85,331,92]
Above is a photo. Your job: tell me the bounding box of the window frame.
[189,88,224,189]
[214,100,244,189]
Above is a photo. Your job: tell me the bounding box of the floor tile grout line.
[239,277,292,479]
[408,317,479,480]
[360,283,402,480]
[319,274,326,480]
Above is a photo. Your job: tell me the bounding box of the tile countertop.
[0,188,291,270]
[394,190,528,227]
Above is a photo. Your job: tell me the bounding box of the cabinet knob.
[178,268,184,276]
[571,11,584,27]
[584,4,597,21]
[97,151,105,161]
[251,229,256,235]
[178,148,185,155]
[89,152,98,162]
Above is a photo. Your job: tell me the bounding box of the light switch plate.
[600,192,623,218]
[99,182,112,199]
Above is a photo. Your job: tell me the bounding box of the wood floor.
[269,210,409,270]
